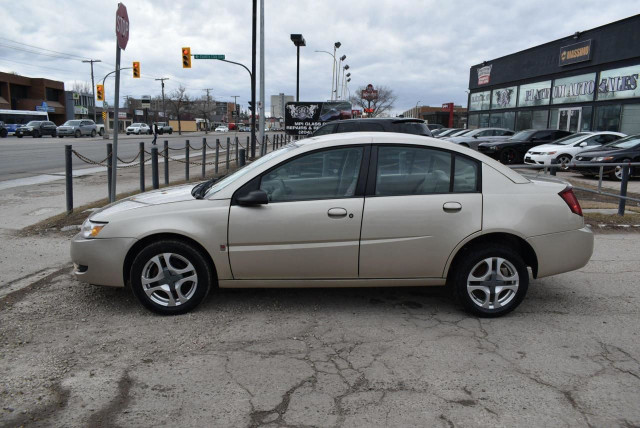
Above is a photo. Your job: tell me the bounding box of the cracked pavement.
[0,233,639,427]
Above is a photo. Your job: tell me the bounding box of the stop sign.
[115,3,129,50]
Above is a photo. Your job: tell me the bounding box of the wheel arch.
[122,232,218,288]
[445,231,538,279]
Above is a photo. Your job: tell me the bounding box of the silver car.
[57,119,98,138]
[446,128,514,150]
[71,132,593,317]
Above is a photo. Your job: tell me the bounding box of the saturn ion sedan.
[71,132,594,317]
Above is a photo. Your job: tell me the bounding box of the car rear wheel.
[91,130,96,137]
[168,129,173,135]
[557,154,572,171]
[99,128,105,136]
[74,130,81,138]
[612,159,632,181]
[451,245,529,317]
[500,148,518,165]
[59,135,64,138]
[130,240,212,315]
[32,131,40,138]
[0,129,7,138]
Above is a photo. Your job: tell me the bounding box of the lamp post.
[342,72,350,99]
[341,65,349,100]
[415,101,421,119]
[314,50,337,100]
[290,34,306,102]
[336,54,346,100]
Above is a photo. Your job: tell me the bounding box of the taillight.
[559,187,583,216]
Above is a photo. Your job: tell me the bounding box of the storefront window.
[516,111,531,130]
[532,110,549,129]
[489,112,515,130]
[469,91,491,111]
[597,64,640,101]
[491,86,517,109]
[518,81,551,107]
[594,105,621,131]
[549,109,559,129]
[479,114,490,128]
[620,104,640,134]
[552,73,596,104]
[581,106,592,132]
[468,114,479,129]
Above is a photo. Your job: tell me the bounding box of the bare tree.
[349,85,396,118]
[168,86,190,135]
[71,81,93,94]
[192,91,215,133]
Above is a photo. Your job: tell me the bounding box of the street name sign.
[193,54,225,60]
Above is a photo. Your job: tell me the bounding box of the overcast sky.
[0,1,636,114]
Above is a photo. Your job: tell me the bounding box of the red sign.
[115,3,129,50]
[361,84,379,101]
[364,108,374,113]
[441,102,454,112]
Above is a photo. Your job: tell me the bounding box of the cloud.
[0,0,636,114]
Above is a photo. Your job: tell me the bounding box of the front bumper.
[15,129,33,136]
[57,128,76,136]
[527,226,594,278]
[525,153,554,166]
[70,234,136,287]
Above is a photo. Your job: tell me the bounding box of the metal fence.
[64,133,291,213]
[511,160,640,216]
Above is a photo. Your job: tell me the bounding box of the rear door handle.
[327,207,348,218]
[443,202,462,212]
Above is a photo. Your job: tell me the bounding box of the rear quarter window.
[392,122,431,136]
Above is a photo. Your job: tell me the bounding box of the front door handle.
[443,202,462,212]
[327,207,348,218]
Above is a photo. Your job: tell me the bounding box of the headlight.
[545,151,557,155]
[594,156,614,162]
[488,146,498,151]
[81,219,107,238]
[26,127,33,130]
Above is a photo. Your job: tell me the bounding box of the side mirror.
[579,142,587,147]
[237,189,269,206]
[473,135,478,138]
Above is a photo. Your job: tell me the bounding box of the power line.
[0,57,78,74]
[0,37,91,60]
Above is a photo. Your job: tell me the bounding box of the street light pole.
[82,59,101,123]
[259,0,265,153]
[251,0,257,158]
[415,101,421,119]
[314,50,337,100]
[336,54,346,100]
[290,34,306,102]
[155,77,169,122]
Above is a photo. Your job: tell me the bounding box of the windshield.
[26,121,41,126]
[132,123,142,127]
[552,133,591,145]
[604,134,640,149]
[510,130,537,141]
[64,120,81,126]
[204,144,299,197]
[450,129,470,137]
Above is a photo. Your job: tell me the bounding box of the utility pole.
[155,77,169,122]
[82,59,101,123]
[259,0,265,150]
[203,88,213,133]
[251,0,257,158]
[231,95,239,130]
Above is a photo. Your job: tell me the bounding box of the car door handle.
[443,202,462,212]
[327,207,348,218]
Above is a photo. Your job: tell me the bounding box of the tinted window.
[260,147,363,202]
[453,156,479,193]
[393,122,431,136]
[375,146,451,196]
[533,131,553,141]
[336,122,360,133]
[359,122,385,132]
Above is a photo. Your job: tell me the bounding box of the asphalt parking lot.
[1,233,638,427]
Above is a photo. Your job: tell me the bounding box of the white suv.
[525,132,626,170]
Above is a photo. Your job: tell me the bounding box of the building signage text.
[477,65,492,85]
[559,39,591,66]
[597,64,640,101]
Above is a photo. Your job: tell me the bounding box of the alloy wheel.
[614,159,631,180]
[557,155,572,170]
[466,257,519,310]
[141,253,198,307]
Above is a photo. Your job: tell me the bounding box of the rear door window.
[359,123,385,132]
[312,124,336,136]
[336,122,360,133]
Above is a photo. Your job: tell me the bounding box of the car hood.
[528,144,566,152]
[91,184,195,219]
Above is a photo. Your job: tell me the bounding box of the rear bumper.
[70,235,136,287]
[527,226,594,278]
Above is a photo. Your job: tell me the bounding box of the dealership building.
[467,14,640,135]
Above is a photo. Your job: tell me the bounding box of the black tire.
[99,128,105,136]
[59,135,64,138]
[17,134,23,138]
[611,159,631,181]
[32,131,40,138]
[168,129,173,135]
[500,148,518,165]
[130,240,213,315]
[0,129,7,138]
[74,130,81,138]
[91,129,96,137]
[450,245,529,317]
[556,154,572,171]
[126,132,130,135]
[159,129,163,135]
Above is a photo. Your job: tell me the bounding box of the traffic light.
[96,84,104,101]
[132,61,140,78]
[248,101,254,111]
[182,47,191,68]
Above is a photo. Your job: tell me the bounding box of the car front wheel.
[91,129,96,137]
[74,130,81,138]
[500,148,518,165]
[557,154,572,171]
[130,240,213,315]
[451,245,529,317]
[612,159,632,181]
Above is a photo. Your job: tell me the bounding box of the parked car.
[0,121,8,138]
[478,129,573,164]
[525,132,626,170]
[448,129,472,137]
[153,122,174,135]
[446,128,514,150]
[95,124,105,136]
[126,123,151,135]
[215,125,229,132]
[433,128,463,138]
[70,132,593,317]
[574,134,640,180]
[425,123,444,132]
[16,120,58,138]
[57,119,98,138]
[310,118,433,137]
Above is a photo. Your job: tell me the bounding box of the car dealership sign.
[284,101,352,135]
[477,65,492,85]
